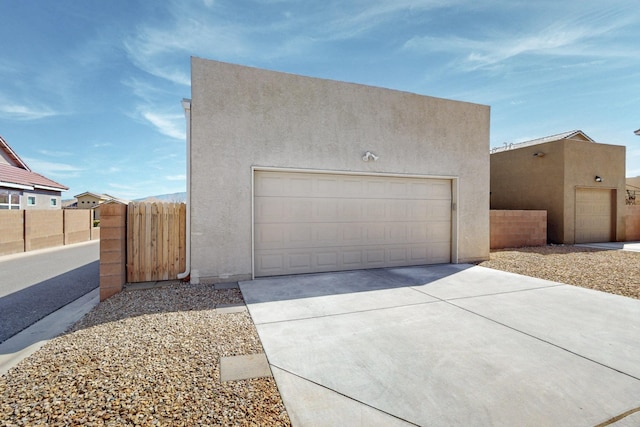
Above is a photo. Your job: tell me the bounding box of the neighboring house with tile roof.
[490,130,626,244]
[0,135,68,210]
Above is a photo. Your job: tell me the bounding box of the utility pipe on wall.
[177,98,192,281]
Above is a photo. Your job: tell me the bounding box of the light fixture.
[533,152,545,158]
[595,176,603,183]
[362,151,379,162]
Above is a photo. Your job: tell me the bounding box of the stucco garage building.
[185,57,490,283]
[490,130,626,244]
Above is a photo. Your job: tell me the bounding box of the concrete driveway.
[239,264,640,426]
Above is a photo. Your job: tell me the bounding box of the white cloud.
[22,158,83,178]
[121,0,468,86]
[402,4,639,71]
[109,183,136,191]
[37,149,72,157]
[0,103,58,120]
[166,174,186,181]
[140,109,185,140]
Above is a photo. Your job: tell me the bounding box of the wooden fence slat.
[127,203,133,283]
[178,203,184,274]
[126,201,187,283]
[162,203,170,280]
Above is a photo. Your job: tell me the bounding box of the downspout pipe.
[177,98,192,281]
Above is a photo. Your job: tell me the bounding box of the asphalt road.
[0,241,99,344]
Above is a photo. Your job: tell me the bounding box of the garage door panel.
[343,251,363,266]
[341,199,364,220]
[429,243,451,263]
[316,223,339,242]
[575,188,614,244]
[430,181,452,199]
[343,225,364,243]
[256,224,285,248]
[428,200,454,220]
[427,222,453,242]
[255,171,452,276]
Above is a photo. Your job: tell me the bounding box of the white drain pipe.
[177,98,192,281]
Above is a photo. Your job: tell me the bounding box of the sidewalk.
[0,288,99,376]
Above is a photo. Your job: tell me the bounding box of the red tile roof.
[0,163,68,191]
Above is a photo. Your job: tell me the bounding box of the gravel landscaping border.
[0,284,291,426]
[2,244,637,425]
[478,245,640,300]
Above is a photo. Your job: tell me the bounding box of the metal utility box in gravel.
[185,57,491,284]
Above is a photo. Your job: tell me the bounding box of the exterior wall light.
[595,176,603,183]
[533,152,545,157]
[362,151,379,162]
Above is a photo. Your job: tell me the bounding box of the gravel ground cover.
[478,245,640,300]
[0,284,291,426]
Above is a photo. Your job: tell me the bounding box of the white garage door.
[575,188,614,244]
[254,171,452,277]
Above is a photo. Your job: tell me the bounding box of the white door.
[254,171,452,277]
[575,188,614,243]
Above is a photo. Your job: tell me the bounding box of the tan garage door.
[575,188,614,244]
[254,171,452,277]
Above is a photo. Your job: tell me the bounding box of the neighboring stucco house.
[0,135,68,209]
[490,130,626,244]
[75,192,112,208]
[626,176,640,205]
[70,192,130,220]
[183,57,490,283]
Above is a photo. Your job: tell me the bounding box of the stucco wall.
[491,141,565,242]
[20,189,62,210]
[626,205,640,241]
[562,140,625,243]
[189,57,490,283]
[627,176,640,189]
[491,139,625,244]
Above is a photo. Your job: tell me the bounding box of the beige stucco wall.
[491,139,625,244]
[627,176,640,190]
[563,140,625,243]
[189,57,490,283]
[491,141,565,241]
[77,195,102,208]
[21,189,62,210]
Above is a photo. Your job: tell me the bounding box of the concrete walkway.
[576,241,640,252]
[240,265,640,426]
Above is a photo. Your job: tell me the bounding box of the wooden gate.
[127,202,186,282]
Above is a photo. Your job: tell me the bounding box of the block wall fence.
[626,205,640,241]
[490,210,547,249]
[0,209,99,256]
[99,203,127,301]
[96,205,640,301]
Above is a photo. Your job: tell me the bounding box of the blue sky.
[1,0,639,200]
